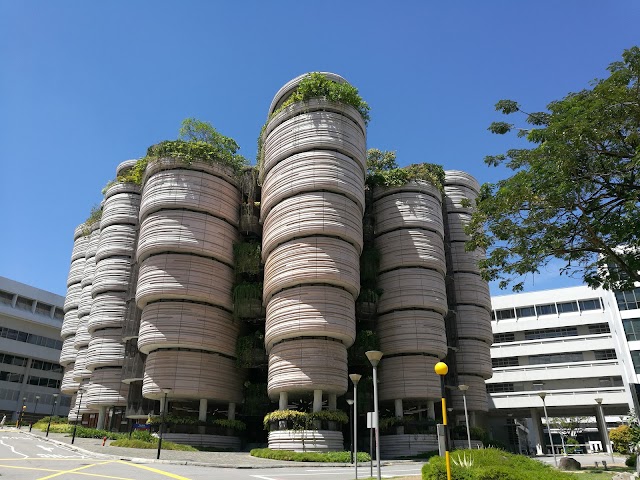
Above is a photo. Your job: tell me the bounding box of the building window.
[495,308,516,320]
[35,302,52,317]
[14,296,33,311]
[0,290,13,305]
[536,303,557,316]
[53,308,64,320]
[631,351,640,374]
[31,360,63,373]
[516,306,536,318]
[492,357,519,368]
[0,327,62,350]
[493,332,515,344]
[0,371,24,383]
[532,382,545,390]
[0,353,27,367]
[557,301,579,313]
[27,376,61,389]
[524,327,578,340]
[616,288,640,311]
[0,388,19,401]
[486,383,515,393]
[579,298,602,311]
[588,323,611,335]
[595,349,617,360]
[623,319,640,341]
[529,352,583,365]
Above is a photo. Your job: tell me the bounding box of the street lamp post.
[157,388,172,460]
[46,394,58,437]
[435,362,451,480]
[349,373,362,480]
[595,398,615,464]
[365,351,383,480]
[347,399,354,464]
[538,392,557,466]
[30,395,41,432]
[17,397,27,428]
[458,385,472,449]
[71,388,86,445]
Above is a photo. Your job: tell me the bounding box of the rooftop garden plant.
[257,72,370,167]
[366,148,445,191]
[102,118,248,191]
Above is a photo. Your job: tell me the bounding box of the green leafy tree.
[467,47,640,291]
[610,424,636,453]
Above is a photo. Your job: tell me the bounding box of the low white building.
[487,286,630,453]
[0,276,71,422]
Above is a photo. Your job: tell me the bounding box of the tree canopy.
[467,47,640,291]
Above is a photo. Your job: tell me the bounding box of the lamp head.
[434,362,448,376]
[162,388,172,395]
[349,373,362,385]
[538,391,547,400]
[53,393,58,399]
[346,399,354,406]
[458,384,469,392]
[595,398,603,404]
[36,396,40,400]
[365,351,383,367]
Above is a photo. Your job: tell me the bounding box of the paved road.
[0,428,424,479]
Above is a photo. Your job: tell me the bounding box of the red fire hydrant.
[102,436,107,446]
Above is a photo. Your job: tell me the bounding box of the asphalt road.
[0,429,424,480]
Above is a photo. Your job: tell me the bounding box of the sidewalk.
[19,427,410,469]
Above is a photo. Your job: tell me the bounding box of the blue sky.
[1,1,638,297]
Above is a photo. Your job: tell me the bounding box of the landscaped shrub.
[626,453,636,468]
[422,449,580,480]
[110,437,197,451]
[250,448,370,462]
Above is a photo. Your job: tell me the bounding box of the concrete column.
[530,408,545,455]
[313,390,323,412]
[328,394,337,411]
[227,403,236,420]
[96,406,107,430]
[427,401,436,420]
[160,396,167,415]
[469,411,477,428]
[198,399,207,422]
[279,392,288,410]
[395,398,404,435]
[595,405,610,453]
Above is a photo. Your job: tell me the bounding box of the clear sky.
[1,1,638,297]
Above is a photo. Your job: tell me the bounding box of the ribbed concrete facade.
[59,72,492,454]
[136,159,242,406]
[444,171,493,416]
[373,181,448,410]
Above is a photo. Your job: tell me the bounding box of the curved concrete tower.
[85,170,141,427]
[135,157,242,414]
[373,180,448,456]
[261,72,365,451]
[444,171,493,417]
[72,224,100,397]
[60,224,87,398]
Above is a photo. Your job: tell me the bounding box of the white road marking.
[0,439,29,458]
[37,445,55,452]
[250,476,278,480]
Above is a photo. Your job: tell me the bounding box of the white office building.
[487,286,630,453]
[0,276,71,422]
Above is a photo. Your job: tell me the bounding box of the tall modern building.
[0,276,71,422]
[487,286,630,454]
[60,72,493,454]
